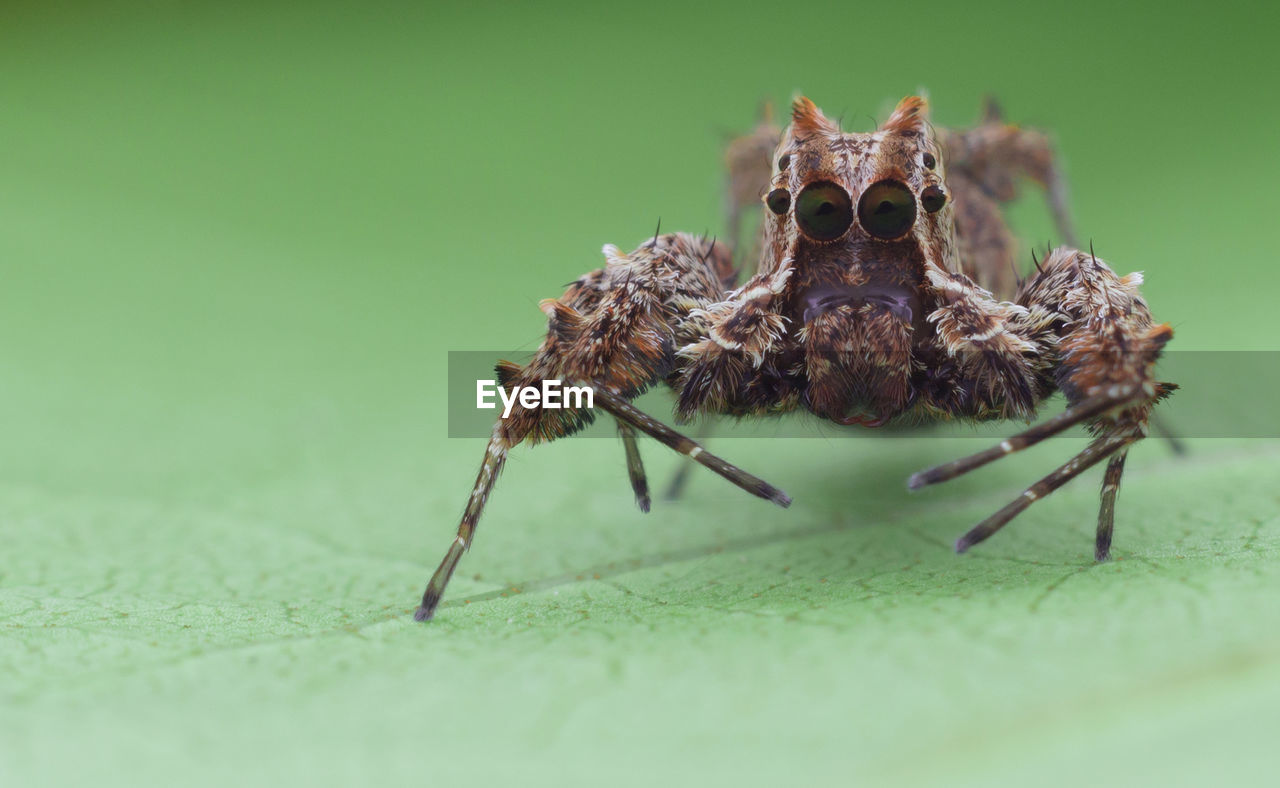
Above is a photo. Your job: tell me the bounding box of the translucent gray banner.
[446,350,1279,439]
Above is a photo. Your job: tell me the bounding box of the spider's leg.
[615,420,651,512]
[954,434,1132,553]
[944,102,1079,243]
[663,452,694,502]
[662,419,713,502]
[418,232,746,621]
[416,425,509,621]
[918,247,1174,559]
[908,389,1132,488]
[660,107,781,502]
[1150,413,1188,456]
[723,105,781,270]
[941,108,1192,459]
[594,387,790,508]
[940,106,1077,297]
[1094,449,1129,560]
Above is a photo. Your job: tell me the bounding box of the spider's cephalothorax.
[414,95,1175,622]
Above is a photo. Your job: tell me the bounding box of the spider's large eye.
[857,180,917,240]
[795,181,853,241]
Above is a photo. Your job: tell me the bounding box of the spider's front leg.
[415,233,789,622]
[912,248,1175,561]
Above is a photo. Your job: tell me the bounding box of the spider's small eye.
[857,180,917,240]
[777,154,791,170]
[765,188,791,215]
[795,181,853,241]
[922,152,937,170]
[921,184,947,213]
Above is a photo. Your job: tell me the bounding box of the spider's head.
[760,96,957,424]
[762,95,953,276]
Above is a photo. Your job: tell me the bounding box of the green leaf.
[3,2,1278,786]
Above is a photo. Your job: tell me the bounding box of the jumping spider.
[415,95,1175,622]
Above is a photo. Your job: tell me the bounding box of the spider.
[415,95,1175,622]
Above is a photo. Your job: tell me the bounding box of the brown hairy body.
[415,95,1175,622]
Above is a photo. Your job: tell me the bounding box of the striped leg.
[416,233,740,621]
[593,388,791,508]
[416,392,789,623]
[415,425,510,621]
[953,434,1133,553]
[662,420,714,502]
[908,390,1133,490]
[1095,450,1128,561]
[616,420,651,512]
[918,247,1173,560]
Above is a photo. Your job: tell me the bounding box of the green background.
[3,1,1278,785]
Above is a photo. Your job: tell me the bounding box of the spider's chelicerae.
[415,95,1175,622]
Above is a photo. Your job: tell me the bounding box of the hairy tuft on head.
[790,95,839,137]
[881,95,929,136]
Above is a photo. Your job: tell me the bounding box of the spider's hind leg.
[940,101,1078,298]
[724,103,782,268]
